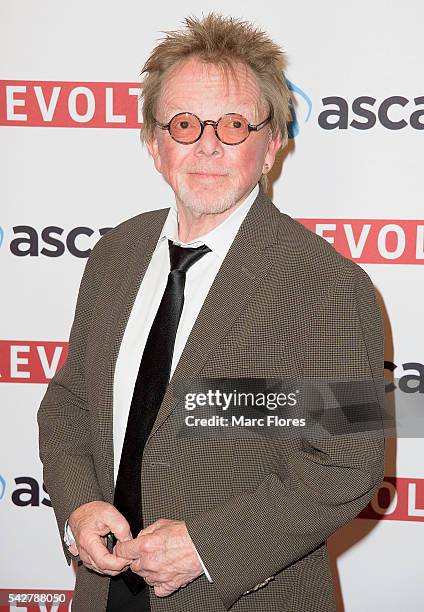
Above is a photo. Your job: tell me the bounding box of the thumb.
[111,515,132,542]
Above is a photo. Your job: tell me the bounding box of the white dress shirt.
[65,183,259,583]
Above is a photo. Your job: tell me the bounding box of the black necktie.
[113,239,211,595]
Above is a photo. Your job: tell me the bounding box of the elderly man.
[37,13,385,612]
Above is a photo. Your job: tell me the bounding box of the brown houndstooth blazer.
[37,185,385,612]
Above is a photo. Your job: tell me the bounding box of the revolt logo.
[0,340,68,383]
[360,477,424,522]
[300,219,424,265]
[0,80,141,128]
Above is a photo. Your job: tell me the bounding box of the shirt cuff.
[63,519,75,547]
[194,546,213,583]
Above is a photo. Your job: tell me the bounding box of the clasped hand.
[115,517,204,597]
[68,502,203,597]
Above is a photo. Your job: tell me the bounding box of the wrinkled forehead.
[156,57,268,121]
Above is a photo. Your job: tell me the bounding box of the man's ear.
[145,133,162,174]
[262,132,283,175]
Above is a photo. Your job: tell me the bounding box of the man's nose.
[193,124,223,156]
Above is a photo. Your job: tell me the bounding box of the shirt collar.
[159,183,259,260]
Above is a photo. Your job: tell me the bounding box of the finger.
[104,510,133,542]
[129,561,155,577]
[142,575,157,587]
[112,542,135,562]
[87,562,129,577]
[115,534,153,560]
[83,559,123,578]
[88,537,131,572]
[114,540,139,560]
[111,520,133,543]
[154,583,175,597]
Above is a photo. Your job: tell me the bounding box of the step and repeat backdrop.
[1,1,423,610]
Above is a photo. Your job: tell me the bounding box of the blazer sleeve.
[184,261,386,610]
[37,236,109,565]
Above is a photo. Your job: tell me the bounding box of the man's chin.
[180,198,234,216]
[176,182,239,215]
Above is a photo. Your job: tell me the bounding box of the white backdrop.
[1,1,423,610]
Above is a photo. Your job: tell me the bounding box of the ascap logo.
[0,474,5,500]
[8,225,112,258]
[285,82,424,136]
[318,95,424,130]
[385,361,424,394]
[286,79,312,138]
[0,475,51,507]
[287,85,424,134]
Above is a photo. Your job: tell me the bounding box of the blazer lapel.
[97,208,169,492]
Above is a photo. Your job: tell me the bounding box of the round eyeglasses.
[153,112,272,145]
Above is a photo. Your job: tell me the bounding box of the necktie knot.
[168,240,211,274]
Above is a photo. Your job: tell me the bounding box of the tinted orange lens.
[217,114,249,143]
[169,114,201,142]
